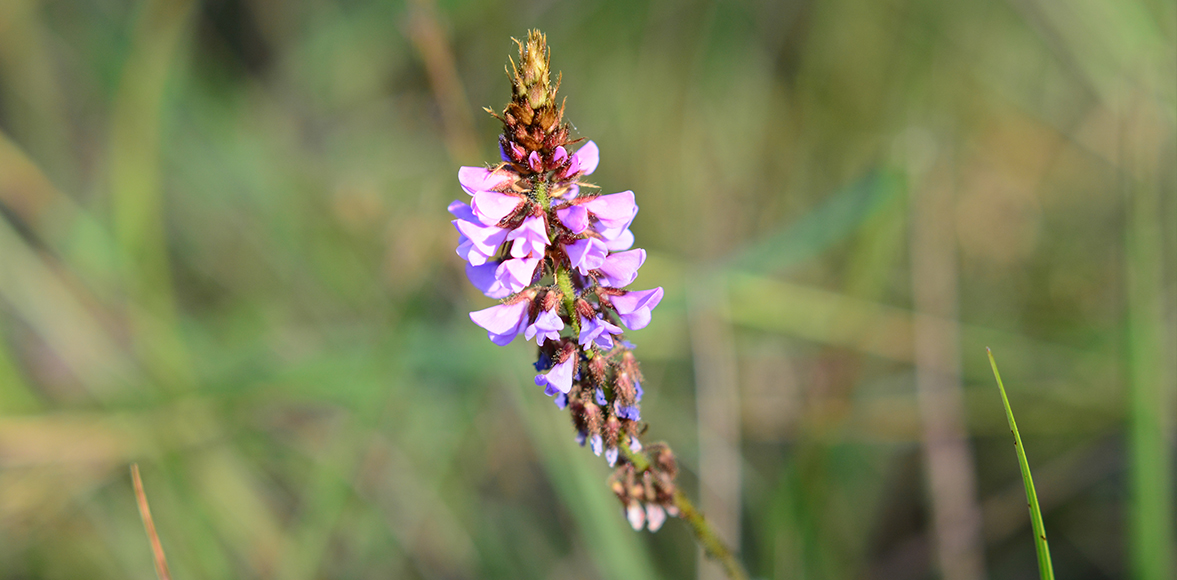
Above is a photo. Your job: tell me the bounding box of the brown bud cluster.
[609,443,680,532]
[492,30,574,175]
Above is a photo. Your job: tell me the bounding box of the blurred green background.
[0,0,1173,579]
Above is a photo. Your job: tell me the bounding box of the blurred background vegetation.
[0,0,1174,579]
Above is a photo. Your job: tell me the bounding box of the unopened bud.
[574,299,595,320]
[646,504,667,532]
[588,355,608,384]
[604,415,621,448]
[626,502,645,531]
[614,372,635,406]
[541,289,563,311]
[584,402,603,435]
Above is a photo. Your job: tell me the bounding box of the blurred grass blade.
[987,349,1053,580]
[728,170,902,274]
[132,464,173,580]
[1123,89,1176,580]
[109,0,197,388]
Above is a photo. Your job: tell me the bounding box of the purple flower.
[616,404,641,421]
[449,201,479,261]
[556,205,589,234]
[534,351,553,372]
[472,190,524,225]
[579,314,623,350]
[598,226,635,251]
[589,433,603,456]
[507,215,549,258]
[525,306,564,345]
[466,257,541,298]
[565,237,608,275]
[553,392,568,409]
[500,139,525,163]
[535,355,576,394]
[611,287,664,330]
[448,199,477,222]
[566,141,599,177]
[605,446,619,467]
[584,191,637,231]
[465,262,509,298]
[453,217,508,266]
[597,249,645,287]
[500,256,542,292]
[458,166,511,195]
[594,388,607,406]
[528,151,543,173]
[469,300,531,346]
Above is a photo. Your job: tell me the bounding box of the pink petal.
[598,249,646,287]
[497,256,541,293]
[557,205,589,234]
[585,191,637,230]
[453,219,508,265]
[447,200,477,222]
[472,191,524,225]
[573,141,599,175]
[469,301,529,346]
[458,167,510,195]
[540,356,576,394]
[466,262,509,298]
[566,238,608,274]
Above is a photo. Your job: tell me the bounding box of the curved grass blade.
[987,348,1054,580]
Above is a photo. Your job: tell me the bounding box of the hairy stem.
[534,179,549,208]
[555,266,581,336]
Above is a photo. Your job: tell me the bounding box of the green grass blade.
[987,348,1054,580]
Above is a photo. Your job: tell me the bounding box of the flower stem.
[555,266,580,336]
[620,446,748,580]
[534,179,550,208]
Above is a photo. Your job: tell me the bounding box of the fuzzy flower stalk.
[450,31,745,579]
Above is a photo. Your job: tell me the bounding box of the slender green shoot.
[987,348,1054,580]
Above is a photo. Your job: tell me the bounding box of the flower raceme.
[454,144,665,454]
[451,30,676,533]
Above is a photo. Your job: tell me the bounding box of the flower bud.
[626,502,646,531]
[614,372,636,407]
[584,401,603,436]
[604,415,622,448]
[588,354,609,385]
[574,298,595,321]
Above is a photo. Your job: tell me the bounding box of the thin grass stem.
[131,464,172,580]
[987,349,1054,580]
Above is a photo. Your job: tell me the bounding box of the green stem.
[988,349,1054,580]
[555,266,581,336]
[620,445,748,580]
[534,180,550,208]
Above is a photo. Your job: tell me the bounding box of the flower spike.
[450,34,747,577]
